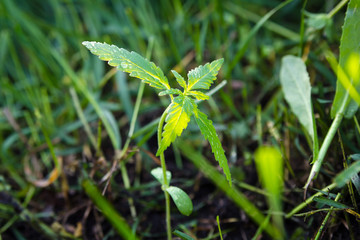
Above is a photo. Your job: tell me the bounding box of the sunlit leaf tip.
[82,41,170,90]
[187,58,224,91]
[171,70,187,90]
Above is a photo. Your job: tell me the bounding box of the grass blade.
[330,0,360,118]
[82,179,139,240]
[334,160,360,189]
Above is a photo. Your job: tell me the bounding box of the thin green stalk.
[327,0,349,18]
[286,182,337,218]
[216,216,223,240]
[304,113,343,190]
[42,128,61,173]
[97,121,102,156]
[298,0,308,57]
[69,87,98,152]
[157,110,172,240]
[338,131,358,212]
[205,80,227,98]
[314,193,341,240]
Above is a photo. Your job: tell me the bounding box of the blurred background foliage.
[0,0,353,239]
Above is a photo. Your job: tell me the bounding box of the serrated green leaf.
[82,41,170,90]
[159,89,183,96]
[151,167,172,185]
[171,70,187,90]
[187,91,209,100]
[194,110,231,186]
[330,0,360,119]
[166,186,193,216]
[280,55,314,142]
[156,96,193,155]
[187,59,224,91]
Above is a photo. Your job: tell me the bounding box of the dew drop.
[121,62,128,68]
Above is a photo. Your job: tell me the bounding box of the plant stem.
[69,87,99,153]
[314,193,341,240]
[327,0,349,19]
[286,182,337,218]
[304,112,343,191]
[158,110,172,240]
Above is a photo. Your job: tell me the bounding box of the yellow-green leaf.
[156,96,193,155]
[159,88,183,96]
[82,41,170,90]
[187,91,209,100]
[187,59,224,91]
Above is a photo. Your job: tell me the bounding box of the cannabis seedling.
[82,41,231,239]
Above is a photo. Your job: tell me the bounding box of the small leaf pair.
[151,168,193,216]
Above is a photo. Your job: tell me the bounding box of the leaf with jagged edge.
[171,70,187,90]
[82,41,170,90]
[159,89,183,96]
[187,59,224,91]
[156,96,194,156]
[187,91,209,100]
[194,109,232,186]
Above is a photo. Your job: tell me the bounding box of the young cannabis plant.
[82,41,231,182]
[82,41,231,239]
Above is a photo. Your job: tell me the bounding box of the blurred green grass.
[0,0,354,239]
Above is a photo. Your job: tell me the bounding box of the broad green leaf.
[158,88,183,96]
[82,41,170,90]
[156,96,194,155]
[280,55,314,142]
[187,91,209,100]
[166,186,193,216]
[334,160,360,188]
[187,59,224,91]
[171,70,187,90]
[313,196,350,209]
[194,110,231,186]
[151,167,172,185]
[330,0,360,119]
